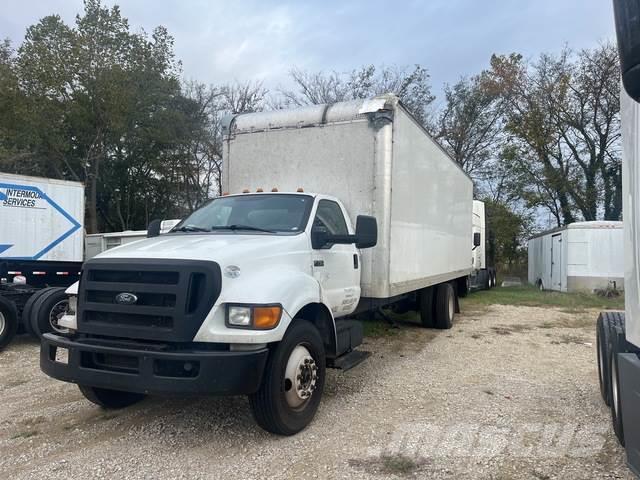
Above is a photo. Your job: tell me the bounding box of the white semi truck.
[597,1,640,476]
[40,95,476,434]
[0,173,84,349]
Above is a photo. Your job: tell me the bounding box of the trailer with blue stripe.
[0,172,84,349]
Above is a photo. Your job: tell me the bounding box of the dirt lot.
[0,302,633,479]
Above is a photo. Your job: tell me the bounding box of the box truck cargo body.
[0,173,84,349]
[527,221,623,293]
[222,94,473,299]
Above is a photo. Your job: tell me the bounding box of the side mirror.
[613,0,640,102]
[147,219,162,238]
[355,215,377,249]
[473,232,481,247]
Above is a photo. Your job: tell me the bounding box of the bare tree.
[278,64,435,126]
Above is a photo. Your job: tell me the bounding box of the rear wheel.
[609,330,625,446]
[31,287,69,339]
[418,287,436,328]
[249,320,325,435]
[434,283,455,330]
[0,297,18,350]
[78,385,146,409]
[597,312,614,406]
[21,290,45,339]
[457,276,470,298]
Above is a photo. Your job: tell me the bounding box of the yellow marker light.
[242,188,250,193]
[256,188,264,192]
[271,187,279,192]
[296,187,304,192]
[253,306,282,329]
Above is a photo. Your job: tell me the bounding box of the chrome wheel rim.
[49,300,70,334]
[283,344,317,409]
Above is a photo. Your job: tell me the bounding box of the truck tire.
[0,297,19,350]
[21,289,47,339]
[609,327,627,446]
[418,287,436,328]
[434,283,455,330]
[596,311,621,406]
[31,287,69,339]
[458,276,470,298]
[78,385,146,409]
[249,320,325,435]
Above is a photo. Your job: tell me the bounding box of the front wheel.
[249,320,326,435]
[78,385,146,409]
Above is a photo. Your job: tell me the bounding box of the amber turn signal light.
[253,306,282,329]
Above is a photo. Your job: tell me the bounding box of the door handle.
[314,260,324,267]
[353,254,358,269]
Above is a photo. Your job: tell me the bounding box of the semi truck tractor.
[40,94,474,435]
[0,173,84,349]
[469,200,496,291]
[597,0,640,476]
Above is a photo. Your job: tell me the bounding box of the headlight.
[227,306,251,326]
[226,304,282,330]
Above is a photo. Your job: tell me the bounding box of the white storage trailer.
[222,94,474,301]
[0,173,84,349]
[527,221,623,293]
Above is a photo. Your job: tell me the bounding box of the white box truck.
[596,1,640,476]
[0,173,84,349]
[528,221,624,293]
[40,95,474,435]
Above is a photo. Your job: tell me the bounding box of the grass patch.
[461,285,624,312]
[362,317,400,338]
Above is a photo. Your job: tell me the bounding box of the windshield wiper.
[210,224,275,233]
[171,224,211,233]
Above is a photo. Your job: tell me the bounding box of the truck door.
[310,199,360,317]
[551,234,562,291]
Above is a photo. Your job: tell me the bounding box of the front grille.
[77,259,221,342]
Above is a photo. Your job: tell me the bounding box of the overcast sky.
[2,0,616,101]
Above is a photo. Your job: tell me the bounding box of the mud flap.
[620,352,640,477]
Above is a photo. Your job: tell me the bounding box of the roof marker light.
[297,188,304,192]
[271,188,278,192]
[256,188,264,192]
[242,189,250,193]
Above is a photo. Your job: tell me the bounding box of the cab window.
[312,200,348,236]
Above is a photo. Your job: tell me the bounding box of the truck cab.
[41,191,377,435]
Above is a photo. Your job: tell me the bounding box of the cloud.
[1,0,616,95]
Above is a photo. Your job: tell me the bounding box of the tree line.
[0,1,621,268]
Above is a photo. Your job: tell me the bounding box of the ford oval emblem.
[115,292,138,305]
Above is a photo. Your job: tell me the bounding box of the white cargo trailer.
[0,173,84,349]
[222,94,474,300]
[527,221,623,293]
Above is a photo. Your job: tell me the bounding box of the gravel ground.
[0,304,634,479]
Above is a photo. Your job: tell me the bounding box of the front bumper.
[40,333,268,396]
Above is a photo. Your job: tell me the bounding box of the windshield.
[173,194,313,234]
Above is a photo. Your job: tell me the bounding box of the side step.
[328,350,370,371]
